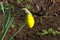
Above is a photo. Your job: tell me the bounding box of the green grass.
[0,5,27,40]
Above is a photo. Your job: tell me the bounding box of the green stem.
[0,9,22,40]
[0,18,14,40]
[8,20,26,40]
[0,2,5,16]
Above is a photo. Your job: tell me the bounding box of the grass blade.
[2,7,11,33]
[0,7,11,40]
[8,19,26,40]
[0,2,5,15]
[0,18,14,40]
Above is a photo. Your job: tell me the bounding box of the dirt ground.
[0,0,60,40]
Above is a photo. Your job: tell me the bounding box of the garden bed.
[0,0,60,40]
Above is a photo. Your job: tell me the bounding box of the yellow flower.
[27,13,35,28]
[22,8,35,28]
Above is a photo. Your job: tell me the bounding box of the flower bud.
[27,13,35,28]
[22,8,35,28]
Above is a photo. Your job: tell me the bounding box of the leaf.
[55,31,60,35]
[48,28,53,33]
[41,30,48,35]
[2,7,11,33]
[0,7,11,40]
[0,18,14,40]
[25,4,31,10]
[0,2,5,15]
[48,28,56,35]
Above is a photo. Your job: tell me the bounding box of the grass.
[0,2,5,16]
[0,4,26,40]
[0,2,34,40]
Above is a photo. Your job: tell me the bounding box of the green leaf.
[41,30,48,35]
[48,28,53,33]
[0,7,11,40]
[17,0,25,3]
[2,7,11,33]
[0,2,5,15]
[55,31,60,35]
[25,4,31,10]
[0,18,14,40]
[48,28,56,35]
[17,0,20,3]
[52,30,56,35]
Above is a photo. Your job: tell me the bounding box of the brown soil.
[0,0,60,40]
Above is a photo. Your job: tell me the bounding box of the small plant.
[41,29,48,35]
[22,8,35,28]
[37,28,60,35]
[25,4,31,10]
[0,3,35,40]
[17,0,26,3]
[0,2,5,15]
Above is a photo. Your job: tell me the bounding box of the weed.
[37,28,60,35]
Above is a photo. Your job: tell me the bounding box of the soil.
[0,0,60,40]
